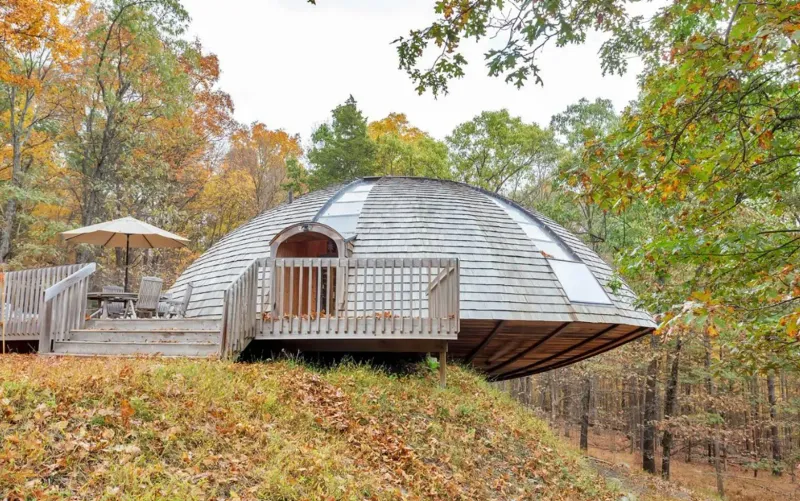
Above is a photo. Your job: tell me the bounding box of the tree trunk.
[661,338,682,480]
[629,374,637,454]
[642,335,659,474]
[713,431,725,498]
[768,372,782,475]
[686,383,693,463]
[1,89,23,263]
[549,371,558,425]
[562,371,571,438]
[1,197,18,263]
[703,332,715,464]
[703,331,725,497]
[580,376,591,451]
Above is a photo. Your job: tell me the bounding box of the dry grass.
[1,355,616,500]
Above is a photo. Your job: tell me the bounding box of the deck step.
[53,340,219,357]
[69,330,218,343]
[85,318,220,331]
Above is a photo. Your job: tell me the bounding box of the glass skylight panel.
[548,260,613,304]
[322,200,365,217]
[337,191,370,203]
[491,196,573,257]
[316,181,375,238]
[534,240,572,261]
[489,193,613,305]
[519,222,552,242]
[491,198,529,223]
[318,214,358,237]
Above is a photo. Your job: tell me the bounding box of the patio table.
[87,291,171,319]
[87,291,139,319]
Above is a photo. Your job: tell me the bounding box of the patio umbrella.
[61,216,189,291]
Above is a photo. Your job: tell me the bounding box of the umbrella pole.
[124,235,130,292]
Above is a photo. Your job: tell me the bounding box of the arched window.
[269,222,347,318]
[269,222,346,259]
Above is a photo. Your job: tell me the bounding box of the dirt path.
[587,456,703,501]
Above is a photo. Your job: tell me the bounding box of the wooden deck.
[3,257,461,361]
[220,257,460,358]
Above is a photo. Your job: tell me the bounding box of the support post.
[39,299,53,354]
[124,234,130,292]
[1,267,5,354]
[439,345,447,388]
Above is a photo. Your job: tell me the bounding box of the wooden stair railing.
[219,258,266,359]
[39,263,97,353]
[2,264,82,340]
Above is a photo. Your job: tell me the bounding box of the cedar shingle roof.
[170,177,655,329]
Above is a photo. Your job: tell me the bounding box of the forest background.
[3,0,800,497]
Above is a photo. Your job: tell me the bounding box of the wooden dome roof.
[170,177,655,378]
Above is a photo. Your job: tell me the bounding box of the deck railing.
[1,264,83,340]
[264,257,459,338]
[39,263,96,353]
[219,258,264,359]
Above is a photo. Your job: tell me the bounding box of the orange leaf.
[120,399,134,428]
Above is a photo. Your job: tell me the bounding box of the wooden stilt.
[439,348,447,388]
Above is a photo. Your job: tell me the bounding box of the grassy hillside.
[0,355,616,500]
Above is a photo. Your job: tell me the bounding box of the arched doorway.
[269,223,346,318]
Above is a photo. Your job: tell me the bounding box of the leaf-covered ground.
[0,355,616,500]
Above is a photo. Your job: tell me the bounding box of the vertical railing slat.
[354,259,358,335]
[427,263,432,337]
[325,260,331,336]
[416,259,422,336]
[277,260,284,335]
[390,260,396,336]
[381,259,386,336]
[316,259,322,335]
[305,260,310,335]
[288,263,294,335]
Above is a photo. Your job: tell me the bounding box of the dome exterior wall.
[172,177,652,328]
[170,177,654,377]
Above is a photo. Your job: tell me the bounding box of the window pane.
[337,191,370,203]
[534,240,571,261]
[491,198,529,223]
[318,214,358,237]
[520,222,552,242]
[548,260,612,304]
[322,200,365,217]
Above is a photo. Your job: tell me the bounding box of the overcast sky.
[182,0,645,140]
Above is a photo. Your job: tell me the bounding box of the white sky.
[182,0,645,141]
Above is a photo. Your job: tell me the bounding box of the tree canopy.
[447,109,560,195]
[307,96,376,190]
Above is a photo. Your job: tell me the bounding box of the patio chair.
[170,283,193,318]
[135,277,163,318]
[102,285,125,318]
[157,292,173,318]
